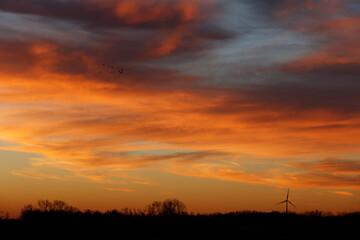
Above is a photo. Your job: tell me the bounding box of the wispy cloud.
[11,168,65,180]
[295,158,360,175]
[103,187,137,192]
[329,191,354,197]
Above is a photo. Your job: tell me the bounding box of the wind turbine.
[276,188,296,214]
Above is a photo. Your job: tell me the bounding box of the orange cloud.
[103,188,137,192]
[168,162,268,185]
[113,0,214,55]
[11,168,65,180]
[329,191,354,197]
[295,158,360,175]
[282,16,360,74]
[275,0,345,17]
[114,0,211,25]
[273,0,360,75]
[275,172,360,190]
[0,0,222,59]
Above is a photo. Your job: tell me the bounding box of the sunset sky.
[0,0,359,218]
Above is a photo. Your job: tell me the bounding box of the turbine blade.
[288,201,296,208]
[276,200,286,205]
[287,188,289,200]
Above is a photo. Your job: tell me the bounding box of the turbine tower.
[276,188,296,214]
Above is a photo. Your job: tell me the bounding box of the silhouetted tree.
[305,210,323,217]
[53,200,68,211]
[64,205,79,213]
[121,207,133,216]
[37,199,53,212]
[146,199,187,216]
[21,204,34,216]
[146,201,162,216]
[21,199,79,220]
[161,199,187,216]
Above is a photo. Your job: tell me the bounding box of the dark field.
[1,211,360,239]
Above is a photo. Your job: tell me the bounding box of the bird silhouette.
[101,64,132,74]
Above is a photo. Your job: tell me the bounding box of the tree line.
[1,204,358,240]
[21,198,187,218]
[3,199,360,240]
[19,198,360,224]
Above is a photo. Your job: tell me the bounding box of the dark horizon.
[1,198,359,220]
[2,199,360,239]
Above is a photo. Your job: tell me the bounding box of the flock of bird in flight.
[99,64,132,74]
